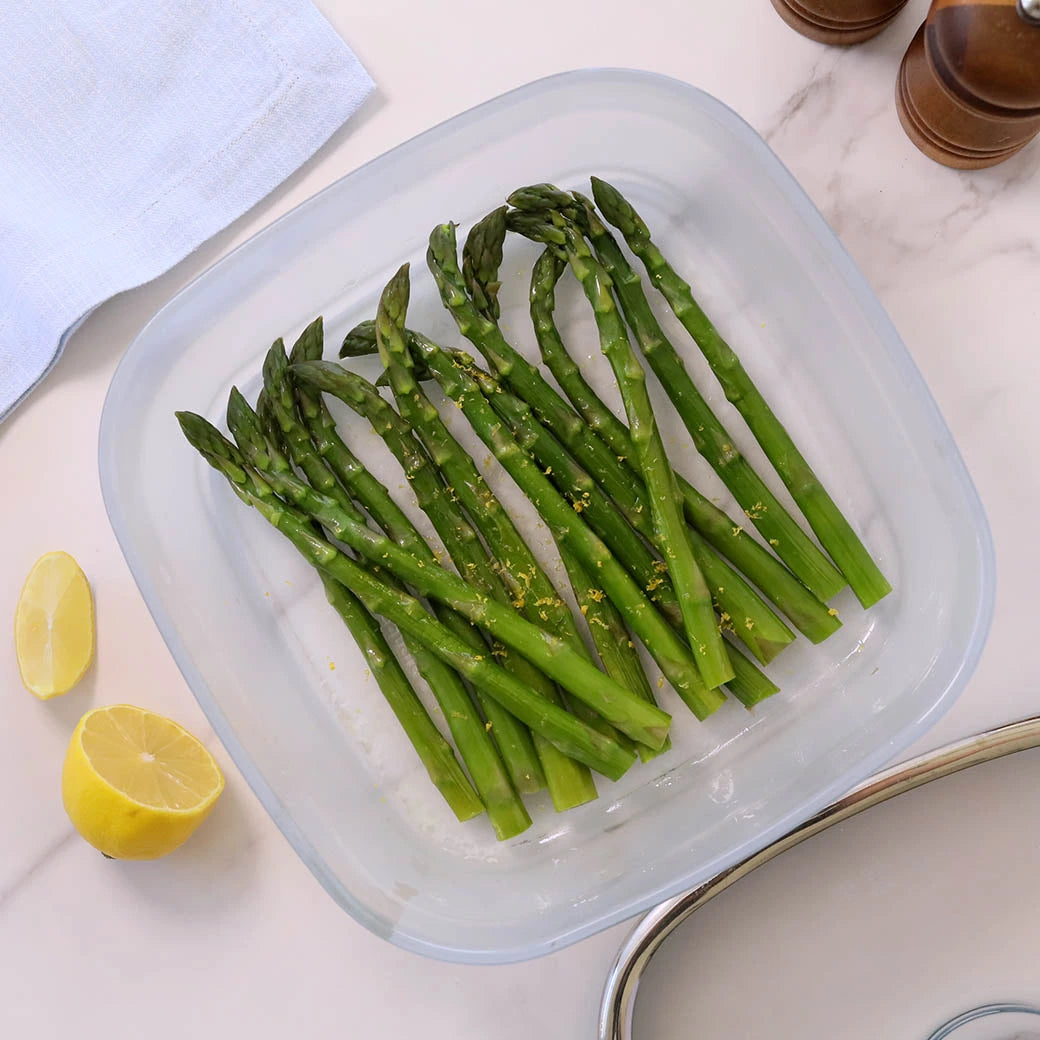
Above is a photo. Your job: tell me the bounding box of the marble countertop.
[3,1,1039,1036]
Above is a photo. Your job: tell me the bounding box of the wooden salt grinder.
[770,0,912,44]
[897,0,1040,168]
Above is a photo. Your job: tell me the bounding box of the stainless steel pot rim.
[927,1003,1040,1040]
[599,715,1040,1040]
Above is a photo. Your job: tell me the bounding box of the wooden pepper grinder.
[896,0,1040,168]
[770,0,911,44]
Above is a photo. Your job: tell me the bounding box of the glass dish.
[97,68,995,964]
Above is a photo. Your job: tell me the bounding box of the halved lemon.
[15,550,94,699]
[62,705,225,860]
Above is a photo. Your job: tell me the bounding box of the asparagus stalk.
[229,417,670,748]
[179,411,638,780]
[462,205,507,323]
[284,320,549,797]
[295,357,638,757]
[725,637,780,708]
[231,382,536,836]
[588,178,889,605]
[291,342,597,812]
[335,317,841,645]
[558,545,669,763]
[536,213,733,687]
[424,244,729,721]
[524,248,842,646]
[217,403,528,837]
[345,316,591,664]
[464,355,796,666]
[507,194,845,605]
[315,572,484,821]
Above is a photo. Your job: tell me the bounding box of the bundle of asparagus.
[177,178,889,841]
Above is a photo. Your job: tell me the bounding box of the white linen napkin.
[0,0,373,421]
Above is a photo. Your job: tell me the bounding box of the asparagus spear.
[216,402,528,837]
[462,205,507,323]
[340,310,840,646]
[315,572,484,821]
[179,411,638,780]
[422,248,728,721]
[229,389,536,837]
[229,421,670,748]
[290,338,598,812]
[347,309,591,663]
[523,247,842,645]
[208,401,485,823]
[532,213,734,687]
[589,178,889,606]
[463,355,795,666]
[725,637,780,708]
[507,195,845,605]
[282,321,549,798]
[558,545,669,763]
[294,358,638,756]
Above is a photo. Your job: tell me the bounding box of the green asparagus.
[523,247,842,645]
[462,355,796,666]
[284,319,550,797]
[507,191,846,604]
[291,334,598,811]
[423,245,728,721]
[558,545,669,763]
[179,411,639,780]
[589,178,889,606]
[334,315,842,645]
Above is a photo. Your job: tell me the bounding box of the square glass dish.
[98,68,994,964]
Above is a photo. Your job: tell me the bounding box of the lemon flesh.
[62,705,225,860]
[15,550,95,699]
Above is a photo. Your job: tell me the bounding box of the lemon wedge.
[62,705,225,860]
[15,550,95,699]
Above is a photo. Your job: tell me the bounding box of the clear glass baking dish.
[98,68,995,964]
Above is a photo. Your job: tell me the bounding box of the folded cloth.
[0,0,373,421]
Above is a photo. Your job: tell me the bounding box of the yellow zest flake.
[731,526,743,537]
[329,661,336,671]
[580,604,589,616]
[596,560,603,568]
[535,597,555,607]
[768,538,780,547]
[485,721,493,732]
[653,560,668,573]
[590,617,609,630]
[544,465,553,475]
[828,608,840,617]
[474,654,484,662]
[645,577,663,592]
[744,502,765,520]
[656,676,665,689]
[512,596,526,610]
[627,640,635,649]
[539,610,548,621]
[454,399,464,409]
[745,618,755,630]
[491,646,508,658]
[617,456,626,464]
[588,588,606,602]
